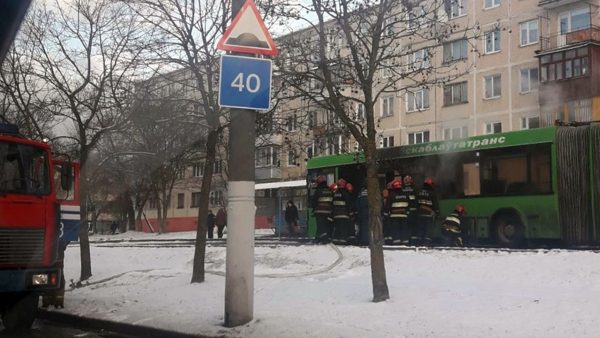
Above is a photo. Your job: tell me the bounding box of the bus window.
[481,154,527,195]
[463,162,480,196]
[530,150,551,193]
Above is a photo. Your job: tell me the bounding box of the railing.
[540,25,600,51]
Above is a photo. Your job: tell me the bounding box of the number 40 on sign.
[218,55,272,110]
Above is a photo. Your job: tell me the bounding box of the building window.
[306,143,315,159]
[192,163,203,177]
[213,160,222,174]
[177,193,185,209]
[445,0,467,19]
[287,150,297,166]
[408,48,430,70]
[443,126,468,140]
[520,20,538,46]
[286,113,297,132]
[355,103,366,121]
[540,48,588,82]
[383,17,394,37]
[559,8,591,34]
[381,136,395,148]
[327,110,341,126]
[255,146,279,167]
[380,61,393,78]
[443,39,468,63]
[520,68,539,93]
[408,131,430,145]
[191,192,201,208]
[484,30,501,54]
[148,198,157,209]
[406,88,429,112]
[326,135,346,155]
[484,74,501,99]
[484,0,500,9]
[521,116,540,130]
[381,96,394,117]
[443,81,468,106]
[209,191,223,207]
[485,122,502,134]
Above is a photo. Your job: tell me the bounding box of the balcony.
[255,166,282,181]
[539,0,582,9]
[540,26,600,52]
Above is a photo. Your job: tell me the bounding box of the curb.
[37,309,219,338]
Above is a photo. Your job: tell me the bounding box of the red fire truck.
[0,123,80,330]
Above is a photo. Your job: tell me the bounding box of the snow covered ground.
[59,231,600,337]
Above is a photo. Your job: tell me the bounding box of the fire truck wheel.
[2,294,38,331]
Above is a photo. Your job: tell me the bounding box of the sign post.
[218,0,278,328]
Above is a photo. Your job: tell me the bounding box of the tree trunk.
[124,190,135,232]
[365,143,389,302]
[191,129,218,283]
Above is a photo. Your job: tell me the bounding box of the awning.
[255,179,306,190]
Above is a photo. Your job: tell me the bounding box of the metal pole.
[224,97,256,325]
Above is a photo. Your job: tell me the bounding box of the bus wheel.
[494,213,524,248]
[1,293,38,331]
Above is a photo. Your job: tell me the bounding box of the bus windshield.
[0,141,50,195]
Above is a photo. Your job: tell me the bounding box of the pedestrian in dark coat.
[216,207,227,239]
[206,209,216,239]
[285,200,300,237]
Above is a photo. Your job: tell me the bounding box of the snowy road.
[55,233,600,338]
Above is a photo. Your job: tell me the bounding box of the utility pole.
[218,0,277,327]
[224,0,256,327]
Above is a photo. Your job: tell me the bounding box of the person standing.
[285,200,299,237]
[402,175,418,243]
[331,178,355,245]
[216,207,227,239]
[206,209,216,239]
[356,185,370,246]
[441,205,466,247]
[310,176,334,243]
[417,177,438,245]
[384,178,409,244]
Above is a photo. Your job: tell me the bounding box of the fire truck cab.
[0,123,80,330]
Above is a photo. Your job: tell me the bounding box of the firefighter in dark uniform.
[402,175,418,243]
[331,178,355,245]
[416,177,438,245]
[383,178,410,244]
[441,205,466,247]
[311,175,334,244]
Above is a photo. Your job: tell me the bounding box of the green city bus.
[306,125,600,247]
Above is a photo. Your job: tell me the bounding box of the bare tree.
[127,0,284,283]
[8,0,145,281]
[278,0,478,301]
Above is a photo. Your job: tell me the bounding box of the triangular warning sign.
[217,0,278,56]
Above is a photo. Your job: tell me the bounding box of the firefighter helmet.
[391,179,402,190]
[329,183,337,192]
[316,175,326,184]
[424,177,434,187]
[346,183,354,193]
[403,175,413,186]
[455,205,466,214]
[337,178,347,189]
